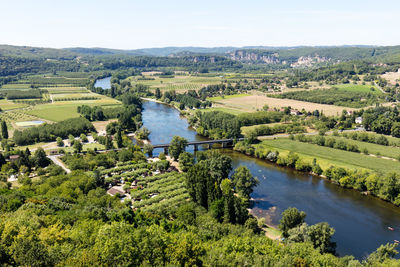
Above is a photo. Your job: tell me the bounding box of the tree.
[73,140,83,153]
[68,134,75,146]
[367,243,399,264]
[155,88,162,99]
[244,129,258,144]
[1,120,8,139]
[105,135,113,150]
[307,222,336,254]
[279,207,306,237]
[178,152,194,172]
[143,144,154,157]
[115,128,123,148]
[169,136,188,160]
[136,127,150,140]
[33,147,50,168]
[80,133,88,143]
[56,137,64,147]
[220,178,236,223]
[232,166,258,199]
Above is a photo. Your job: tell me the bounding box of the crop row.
[132,187,187,209]
[131,181,186,199]
[141,193,189,212]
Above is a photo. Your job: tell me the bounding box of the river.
[141,100,400,259]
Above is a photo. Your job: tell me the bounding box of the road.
[48,155,71,173]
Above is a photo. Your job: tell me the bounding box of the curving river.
[141,100,400,259]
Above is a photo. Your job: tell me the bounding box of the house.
[107,186,125,197]
[290,109,301,116]
[355,117,363,124]
[9,155,20,162]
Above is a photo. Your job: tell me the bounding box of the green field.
[128,74,223,92]
[326,135,400,159]
[45,87,89,94]
[208,93,251,101]
[241,122,284,135]
[256,138,400,174]
[1,84,32,89]
[333,84,381,94]
[201,107,244,115]
[0,99,28,110]
[26,96,121,122]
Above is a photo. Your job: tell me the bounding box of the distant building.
[355,117,363,124]
[9,155,20,162]
[290,109,301,116]
[107,186,125,197]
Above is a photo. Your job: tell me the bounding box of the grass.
[208,93,251,101]
[63,143,106,153]
[1,84,32,89]
[241,123,283,135]
[326,135,400,159]
[45,87,88,94]
[333,84,382,94]
[256,138,400,174]
[0,99,28,110]
[26,95,121,122]
[128,75,223,92]
[202,107,245,115]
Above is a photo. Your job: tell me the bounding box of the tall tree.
[115,128,123,148]
[155,88,162,99]
[1,120,8,139]
[169,136,188,160]
[279,207,307,237]
[33,147,50,168]
[232,166,258,199]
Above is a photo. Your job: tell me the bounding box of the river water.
[141,100,400,259]
[94,76,112,89]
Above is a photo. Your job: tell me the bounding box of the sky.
[1,0,399,49]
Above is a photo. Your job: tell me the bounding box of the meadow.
[26,97,121,122]
[333,83,381,94]
[256,138,400,174]
[0,99,28,110]
[325,135,400,159]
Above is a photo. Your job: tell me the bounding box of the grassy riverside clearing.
[255,138,400,174]
[325,135,400,159]
[333,83,381,94]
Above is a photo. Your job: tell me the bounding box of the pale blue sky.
[1,0,399,49]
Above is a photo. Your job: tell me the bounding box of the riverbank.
[233,139,400,208]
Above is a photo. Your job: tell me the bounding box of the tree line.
[13,117,95,146]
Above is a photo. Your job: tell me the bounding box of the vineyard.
[132,172,189,212]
